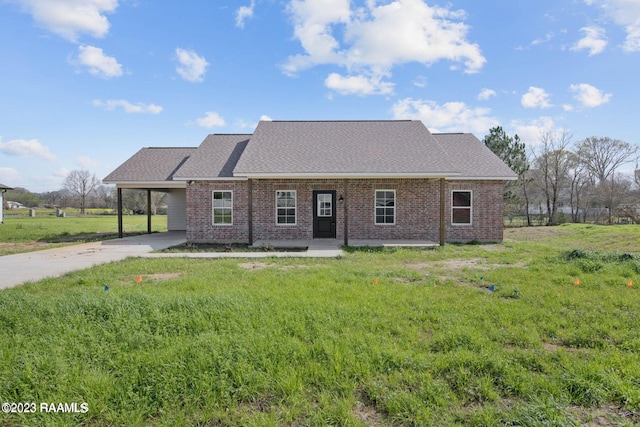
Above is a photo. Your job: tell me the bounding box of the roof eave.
[173,176,247,181]
[233,172,461,179]
[103,181,187,188]
[447,176,518,181]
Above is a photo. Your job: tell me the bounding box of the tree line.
[484,127,639,225]
[3,170,166,215]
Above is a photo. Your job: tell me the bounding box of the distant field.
[0,215,167,255]
[1,224,639,426]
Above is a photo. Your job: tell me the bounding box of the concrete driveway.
[0,232,187,290]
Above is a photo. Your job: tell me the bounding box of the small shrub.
[564,249,588,260]
[577,259,603,273]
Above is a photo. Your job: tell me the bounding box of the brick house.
[104,120,516,245]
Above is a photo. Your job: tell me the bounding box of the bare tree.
[576,137,638,224]
[63,170,100,214]
[576,137,637,184]
[122,189,166,215]
[567,151,595,223]
[531,129,572,225]
[93,185,116,209]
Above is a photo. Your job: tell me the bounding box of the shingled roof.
[103,147,196,185]
[104,120,517,184]
[233,120,461,177]
[0,183,12,190]
[173,134,250,180]
[432,133,518,179]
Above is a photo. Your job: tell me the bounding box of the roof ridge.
[144,146,198,149]
[268,120,414,123]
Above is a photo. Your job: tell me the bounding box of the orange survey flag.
[136,275,142,284]
[573,279,580,286]
[627,280,633,288]
[373,278,378,286]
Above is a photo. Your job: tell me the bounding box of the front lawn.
[1,224,639,426]
[0,215,167,255]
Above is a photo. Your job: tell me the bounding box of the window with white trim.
[276,190,296,224]
[212,191,233,225]
[375,190,395,225]
[452,190,472,225]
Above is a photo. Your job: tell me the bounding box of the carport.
[102,147,196,238]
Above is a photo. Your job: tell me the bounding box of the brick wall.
[345,179,440,240]
[445,180,505,242]
[186,180,249,243]
[252,179,345,241]
[185,178,506,243]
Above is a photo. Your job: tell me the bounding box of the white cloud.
[175,48,209,82]
[516,32,556,50]
[195,112,226,128]
[477,88,496,101]
[74,45,122,78]
[9,0,118,42]
[571,26,607,55]
[236,1,255,28]
[391,98,499,134]
[521,86,552,109]
[0,138,57,161]
[325,72,394,96]
[283,0,485,80]
[53,168,71,178]
[0,167,21,184]
[586,0,640,51]
[563,104,575,112]
[510,117,556,148]
[93,99,163,114]
[412,76,427,88]
[259,115,273,121]
[569,83,612,107]
[76,156,100,169]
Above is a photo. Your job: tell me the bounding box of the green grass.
[0,215,167,255]
[1,224,640,426]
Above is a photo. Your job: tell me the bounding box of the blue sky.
[1,0,639,191]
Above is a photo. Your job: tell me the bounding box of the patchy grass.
[1,224,640,426]
[0,216,167,255]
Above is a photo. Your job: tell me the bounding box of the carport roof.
[103,147,196,185]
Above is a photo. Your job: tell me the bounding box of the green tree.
[4,188,43,208]
[483,126,529,222]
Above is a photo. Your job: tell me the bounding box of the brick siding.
[252,179,345,241]
[185,178,506,243]
[446,180,505,242]
[186,180,249,243]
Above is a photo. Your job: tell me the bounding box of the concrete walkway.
[0,232,187,290]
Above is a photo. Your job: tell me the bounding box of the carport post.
[147,189,152,234]
[117,187,123,238]
[439,178,446,246]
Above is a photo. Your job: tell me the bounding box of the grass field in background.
[1,224,639,426]
[0,215,167,255]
